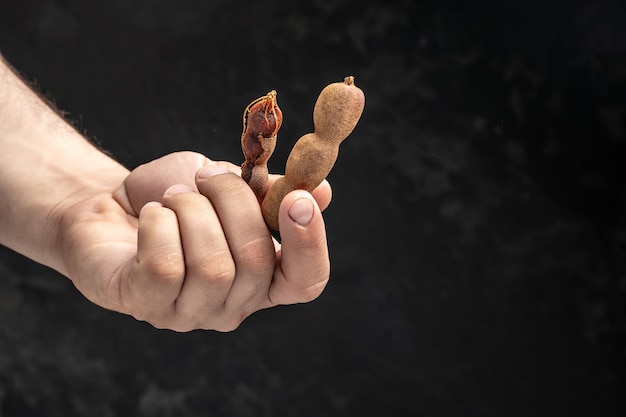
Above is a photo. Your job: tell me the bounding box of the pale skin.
[0,56,332,332]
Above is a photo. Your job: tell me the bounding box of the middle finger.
[196,165,276,310]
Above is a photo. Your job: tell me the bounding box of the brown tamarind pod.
[261,76,365,230]
[241,90,283,198]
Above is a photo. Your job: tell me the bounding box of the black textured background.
[1,1,625,416]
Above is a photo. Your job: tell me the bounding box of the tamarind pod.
[262,76,365,230]
[261,134,337,231]
[241,90,283,198]
[284,133,338,189]
[313,76,365,141]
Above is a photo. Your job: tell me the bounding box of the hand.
[56,151,332,332]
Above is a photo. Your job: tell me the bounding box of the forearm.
[0,56,129,272]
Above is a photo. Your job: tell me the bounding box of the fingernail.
[165,184,194,195]
[198,164,230,179]
[288,198,314,226]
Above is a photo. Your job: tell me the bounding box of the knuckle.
[169,323,197,333]
[239,251,270,273]
[150,318,190,333]
[213,315,245,333]
[146,317,170,330]
[147,311,201,333]
[296,277,330,303]
[134,309,171,329]
[195,253,236,285]
[208,265,237,285]
[142,253,185,285]
[295,232,327,255]
[237,237,274,271]
[145,309,251,333]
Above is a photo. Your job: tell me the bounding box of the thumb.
[113,151,208,215]
[268,190,330,305]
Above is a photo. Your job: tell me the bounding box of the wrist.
[1,126,129,273]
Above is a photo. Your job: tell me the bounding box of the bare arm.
[0,56,128,274]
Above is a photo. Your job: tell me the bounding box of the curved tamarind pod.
[241,90,283,198]
[262,76,365,230]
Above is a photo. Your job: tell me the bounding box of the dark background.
[1,0,625,416]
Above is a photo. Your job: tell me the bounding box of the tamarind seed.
[261,76,365,230]
[241,90,283,198]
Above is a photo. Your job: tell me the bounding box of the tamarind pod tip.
[312,76,365,141]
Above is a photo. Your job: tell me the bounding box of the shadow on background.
[1,1,624,416]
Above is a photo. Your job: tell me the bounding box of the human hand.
[57,151,332,331]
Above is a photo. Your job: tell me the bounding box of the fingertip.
[196,160,242,181]
[141,201,164,211]
[280,190,320,228]
[137,201,167,224]
[164,185,197,200]
[318,179,332,194]
[197,164,231,179]
[112,183,137,216]
[288,197,315,226]
[311,180,332,212]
